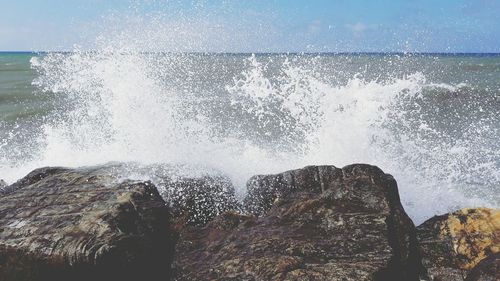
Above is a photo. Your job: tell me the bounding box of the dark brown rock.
[243,165,342,217]
[87,162,239,227]
[0,166,176,281]
[159,174,238,226]
[173,164,423,281]
[465,252,500,281]
[417,208,500,281]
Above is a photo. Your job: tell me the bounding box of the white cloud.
[307,20,322,34]
[345,22,378,33]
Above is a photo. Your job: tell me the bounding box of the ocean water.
[0,51,499,223]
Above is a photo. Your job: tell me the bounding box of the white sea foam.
[0,13,498,224]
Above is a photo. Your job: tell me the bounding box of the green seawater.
[1,52,499,125]
[0,52,499,222]
[0,52,53,124]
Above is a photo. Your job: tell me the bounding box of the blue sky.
[0,0,499,52]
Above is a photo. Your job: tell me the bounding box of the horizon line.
[1,51,500,56]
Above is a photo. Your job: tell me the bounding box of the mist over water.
[0,10,499,224]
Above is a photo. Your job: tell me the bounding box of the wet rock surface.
[2,163,498,281]
[417,208,500,281]
[465,252,500,281]
[0,166,176,281]
[85,162,239,226]
[173,164,423,281]
[159,174,238,226]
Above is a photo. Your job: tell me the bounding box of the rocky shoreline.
[0,164,498,281]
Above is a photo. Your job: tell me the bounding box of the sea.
[0,51,499,223]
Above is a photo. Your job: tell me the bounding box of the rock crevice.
[174,164,423,281]
[0,164,497,281]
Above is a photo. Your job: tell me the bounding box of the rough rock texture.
[417,208,500,281]
[0,179,7,190]
[85,162,239,226]
[173,164,423,281]
[0,166,176,281]
[465,252,500,281]
[159,174,238,226]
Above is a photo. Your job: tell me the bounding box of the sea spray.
[0,46,498,223]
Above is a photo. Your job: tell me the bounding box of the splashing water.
[0,17,499,224]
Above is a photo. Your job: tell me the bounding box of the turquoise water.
[0,53,38,120]
[2,52,499,124]
[0,51,499,222]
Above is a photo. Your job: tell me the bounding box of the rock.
[465,252,500,281]
[417,208,500,281]
[243,165,340,217]
[173,164,424,281]
[159,174,239,227]
[0,179,7,190]
[0,166,176,281]
[85,162,239,226]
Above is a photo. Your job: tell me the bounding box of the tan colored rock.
[446,208,499,269]
[417,208,500,281]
